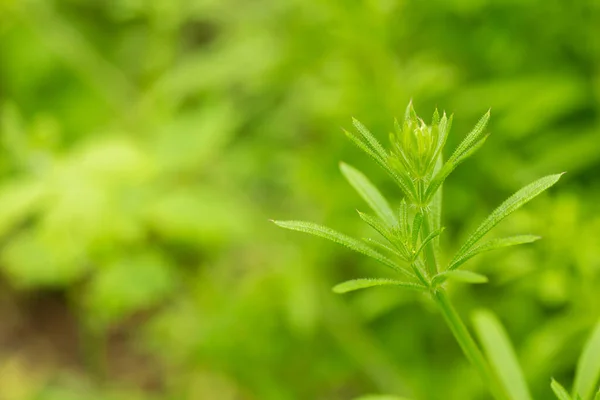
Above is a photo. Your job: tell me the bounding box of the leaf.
[352,118,389,161]
[357,211,393,241]
[404,100,418,123]
[429,155,444,235]
[449,110,490,163]
[414,227,445,259]
[343,128,388,168]
[574,320,600,400]
[448,235,541,271]
[452,173,563,263]
[551,379,573,400]
[333,278,425,294]
[432,270,488,286]
[343,129,417,201]
[358,212,409,261]
[432,108,440,125]
[425,134,489,201]
[398,199,410,239]
[411,211,423,249]
[272,220,408,276]
[472,310,533,400]
[340,162,398,226]
[433,113,452,160]
[363,238,405,259]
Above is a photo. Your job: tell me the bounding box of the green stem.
[420,212,438,276]
[431,288,508,400]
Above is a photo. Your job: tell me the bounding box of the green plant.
[273,102,570,399]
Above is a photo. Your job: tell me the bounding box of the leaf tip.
[332,283,348,294]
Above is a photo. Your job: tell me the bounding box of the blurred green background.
[0,0,599,399]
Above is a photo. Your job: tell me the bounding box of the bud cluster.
[389,102,452,180]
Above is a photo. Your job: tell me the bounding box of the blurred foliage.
[0,0,599,399]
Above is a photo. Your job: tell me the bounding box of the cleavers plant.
[273,102,600,399]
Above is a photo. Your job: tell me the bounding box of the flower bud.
[390,102,446,179]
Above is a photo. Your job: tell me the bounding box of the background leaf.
[341,162,398,226]
[551,379,573,400]
[574,321,600,400]
[333,278,425,294]
[433,270,488,286]
[472,310,533,400]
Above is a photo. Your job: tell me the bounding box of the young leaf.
[398,199,410,239]
[358,212,410,260]
[341,162,398,226]
[404,100,418,123]
[432,108,440,126]
[551,379,573,400]
[343,128,417,201]
[472,310,533,400]
[363,238,404,259]
[357,211,393,240]
[573,321,600,400]
[452,173,563,263]
[448,235,541,271]
[333,278,425,294]
[432,113,451,162]
[272,220,408,276]
[411,211,423,249]
[414,227,445,260]
[432,270,488,286]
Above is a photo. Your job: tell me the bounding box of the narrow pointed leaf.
[404,100,417,122]
[358,212,409,260]
[398,199,410,239]
[272,220,406,275]
[449,110,490,162]
[343,128,388,168]
[425,134,489,201]
[574,320,600,400]
[432,270,488,286]
[433,113,451,161]
[333,278,425,294]
[411,211,423,249]
[448,235,541,271]
[430,155,444,234]
[341,162,398,226]
[352,118,388,161]
[343,128,417,201]
[472,310,533,400]
[594,390,599,400]
[432,108,440,125]
[414,228,445,260]
[363,238,405,260]
[357,211,393,241]
[453,173,563,263]
[551,379,573,400]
